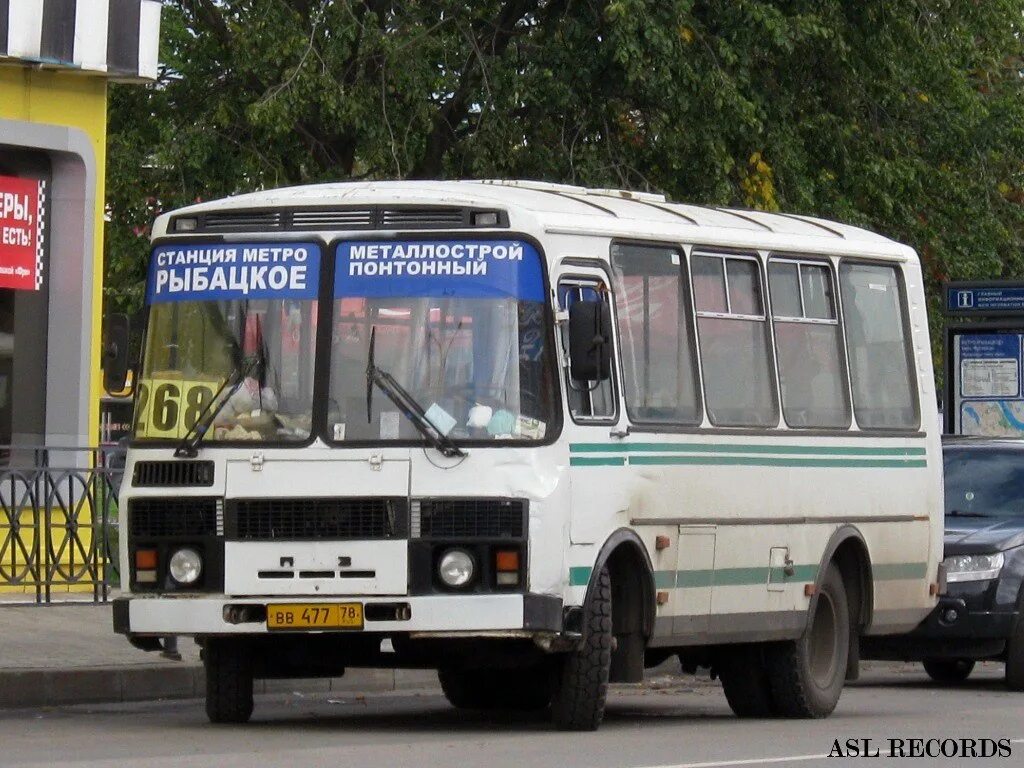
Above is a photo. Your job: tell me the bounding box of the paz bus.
[106,180,942,730]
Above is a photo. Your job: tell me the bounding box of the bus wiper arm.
[947,509,990,518]
[365,327,464,458]
[173,354,259,458]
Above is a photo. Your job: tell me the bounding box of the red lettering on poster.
[0,175,44,291]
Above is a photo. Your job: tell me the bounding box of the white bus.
[108,180,942,730]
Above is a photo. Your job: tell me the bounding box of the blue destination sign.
[146,242,321,304]
[334,239,545,301]
[947,285,1024,314]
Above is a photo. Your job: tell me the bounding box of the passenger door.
[557,270,623,545]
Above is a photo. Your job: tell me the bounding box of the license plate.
[266,603,363,631]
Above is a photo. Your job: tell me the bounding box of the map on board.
[960,400,1024,437]
[955,333,1024,436]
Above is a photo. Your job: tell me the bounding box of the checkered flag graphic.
[35,180,45,290]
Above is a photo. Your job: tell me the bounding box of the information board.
[953,332,1024,436]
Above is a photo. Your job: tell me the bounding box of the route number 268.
[134,380,218,438]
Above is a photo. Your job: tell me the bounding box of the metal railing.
[0,446,124,604]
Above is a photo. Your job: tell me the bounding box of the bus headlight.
[438,548,475,588]
[169,548,203,585]
[943,552,1004,583]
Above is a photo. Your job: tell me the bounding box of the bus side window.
[610,244,701,425]
[839,262,920,430]
[768,258,851,429]
[693,253,779,428]
[558,279,617,422]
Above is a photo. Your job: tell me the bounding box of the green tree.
[107,0,1024,364]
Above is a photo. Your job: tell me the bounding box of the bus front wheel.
[550,566,613,731]
[765,564,850,718]
[204,639,254,724]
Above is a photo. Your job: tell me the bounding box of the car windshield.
[944,446,1024,518]
[134,242,320,443]
[328,239,556,443]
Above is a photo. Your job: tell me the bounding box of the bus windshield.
[328,239,556,444]
[134,242,320,443]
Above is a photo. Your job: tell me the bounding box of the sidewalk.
[0,600,437,709]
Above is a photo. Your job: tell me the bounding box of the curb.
[0,665,440,709]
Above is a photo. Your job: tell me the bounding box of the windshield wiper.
[173,353,260,458]
[365,326,465,458]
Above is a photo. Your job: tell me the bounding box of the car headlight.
[943,552,1004,583]
[168,548,203,585]
[438,548,475,588]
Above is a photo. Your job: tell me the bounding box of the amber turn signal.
[135,549,158,570]
[495,550,520,572]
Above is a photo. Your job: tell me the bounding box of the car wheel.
[765,564,850,718]
[922,658,975,684]
[1005,616,1024,691]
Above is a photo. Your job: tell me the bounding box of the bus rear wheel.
[550,566,612,731]
[204,639,254,724]
[765,564,850,718]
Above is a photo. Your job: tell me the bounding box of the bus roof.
[154,180,911,258]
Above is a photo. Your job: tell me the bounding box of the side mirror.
[102,313,132,395]
[568,300,613,381]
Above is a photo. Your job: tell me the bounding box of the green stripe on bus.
[569,442,927,457]
[569,566,593,586]
[571,562,926,587]
[674,569,715,588]
[568,456,626,467]
[653,570,675,589]
[570,454,926,468]
[874,562,929,580]
[625,455,927,469]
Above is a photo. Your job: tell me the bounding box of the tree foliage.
[107,0,1024,360]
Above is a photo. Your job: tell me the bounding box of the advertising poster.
[0,174,45,291]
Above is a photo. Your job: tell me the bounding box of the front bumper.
[113,593,563,638]
[910,595,1016,640]
[861,589,1017,662]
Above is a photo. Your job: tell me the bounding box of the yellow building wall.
[0,67,109,595]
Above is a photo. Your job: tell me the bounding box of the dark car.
[867,437,1024,688]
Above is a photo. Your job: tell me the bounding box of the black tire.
[922,658,975,684]
[550,566,612,731]
[438,668,496,709]
[766,564,850,718]
[204,639,254,724]
[717,643,776,718]
[438,666,553,711]
[1004,616,1024,691]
